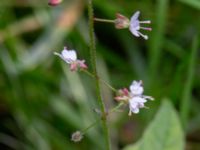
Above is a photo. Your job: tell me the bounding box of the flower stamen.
[140,27,152,31]
[137,32,148,40]
[139,20,151,24]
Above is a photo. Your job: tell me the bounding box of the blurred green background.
[0,0,200,149]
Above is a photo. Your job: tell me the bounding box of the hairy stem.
[88,0,111,149]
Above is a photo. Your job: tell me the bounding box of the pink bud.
[115,88,130,102]
[115,13,130,29]
[114,96,123,101]
[70,63,78,72]
[78,60,88,70]
[122,88,129,96]
[118,88,129,96]
[48,0,62,6]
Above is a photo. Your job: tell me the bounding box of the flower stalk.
[88,0,111,149]
[94,18,115,23]
[83,70,117,92]
[81,119,99,134]
[76,102,125,140]
[94,11,152,40]
[109,102,124,113]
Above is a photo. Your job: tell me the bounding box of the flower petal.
[62,49,77,62]
[130,20,140,29]
[130,11,140,22]
[129,11,141,37]
[54,52,69,63]
[129,101,140,114]
[132,107,139,113]
[129,27,140,37]
[132,97,147,103]
[130,80,143,95]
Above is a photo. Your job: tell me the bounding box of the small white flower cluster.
[115,80,154,116]
[54,47,87,72]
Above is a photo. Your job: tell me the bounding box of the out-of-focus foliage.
[124,100,184,150]
[0,0,199,150]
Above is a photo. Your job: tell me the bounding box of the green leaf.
[179,0,200,10]
[124,100,185,150]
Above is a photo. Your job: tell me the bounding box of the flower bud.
[71,131,83,142]
[48,0,62,6]
[114,88,130,102]
[114,13,130,29]
[70,63,78,72]
[78,60,88,70]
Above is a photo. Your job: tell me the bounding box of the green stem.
[83,69,94,77]
[109,102,124,113]
[81,119,99,134]
[88,0,111,149]
[100,79,117,92]
[94,18,115,23]
[81,102,125,135]
[83,70,117,92]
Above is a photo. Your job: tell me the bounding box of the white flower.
[114,11,152,40]
[54,47,77,64]
[128,80,146,115]
[128,80,153,115]
[61,49,77,63]
[115,80,154,116]
[129,80,143,96]
[54,47,87,71]
[129,11,152,40]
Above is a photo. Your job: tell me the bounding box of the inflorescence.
[53,8,153,143]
